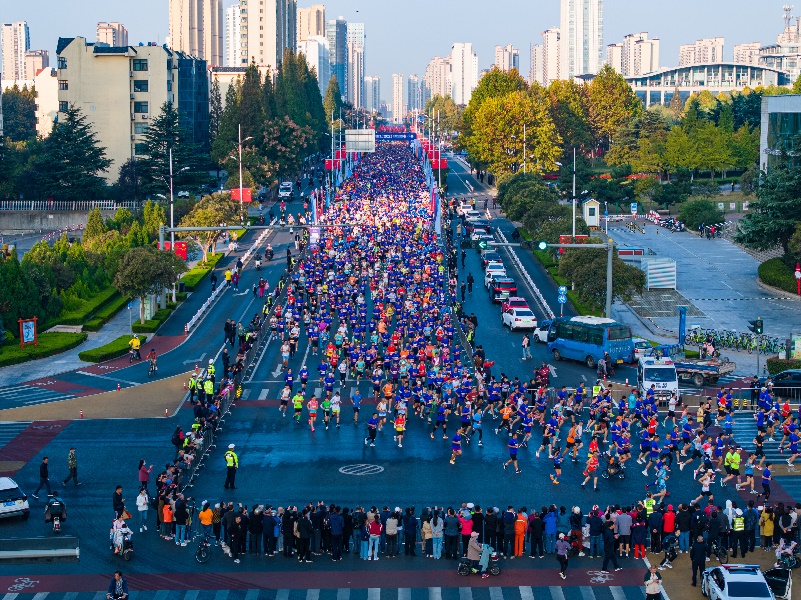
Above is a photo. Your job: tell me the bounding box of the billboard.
[375,133,416,141]
[345,129,376,153]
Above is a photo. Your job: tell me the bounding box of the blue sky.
[5,0,791,100]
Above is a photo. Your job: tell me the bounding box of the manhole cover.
[338,464,384,476]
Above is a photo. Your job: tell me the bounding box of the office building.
[326,17,347,100]
[679,37,724,66]
[364,75,380,113]
[56,36,209,182]
[494,44,520,73]
[425,55,451,98]
[733,42,761,66]
[168,0,224,66]
[758,10,801,82]
[346,23,365,108]
[224,4,242,67]
[759,93,801,171]
[2,21,30,82]
[298,35,330,96]
[559,0,603,79]
[297,4,325,43]
[392,73,404,123]
[607,33,659,76]
[24,50,49,77]
[451,42,478,105]
[231,0,296,71]
[407,74,428,114]
[97,22,128,46]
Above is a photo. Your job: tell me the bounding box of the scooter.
[457,547,501,576]
[255,255,262,271]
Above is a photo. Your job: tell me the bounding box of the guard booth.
[583,199,601,229]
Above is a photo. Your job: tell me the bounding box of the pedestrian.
[229,514,245,563]
[224,444,238,489]
[644,565,663,600]
[31,456,51,499]
[135,488,149,533]
[62,448,80,487]
[555,532,570,579]
[137,460,152,492]
[601,517,622,573]
[466,272,474,293]
[106,571,129,600]
[460,249,466,267]
[460,281,466,302]
[521,333,532,360]
[690,534,707,586]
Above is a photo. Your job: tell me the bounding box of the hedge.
[766,357,801,375]
[57,287,119,326]
[132,307,173,333]
[181,252,225,291]
[0,332,88,367]
[758,258,798,295]
[78,335,146,363]
[82,294,130,332]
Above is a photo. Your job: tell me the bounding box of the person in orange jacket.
[514,508,528,556]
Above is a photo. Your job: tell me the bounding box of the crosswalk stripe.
[549,588,565,600]
[154,591,170,600]
[519,587,534,600]
[579,587,595,600]
[308,590,320,600]
[337,589,351,600]
[184,592,199,600]
[93,592,106,600]
[213,591,229,600]
[459,588,473,600]
[609,588,628,600]
[429,589,442,600]
[63,594,78,600]
[398,589,411,600]
[3,594,19,600]
[244,591,259,600]
[31,594,48,600]
[489,589,503,600]
[276,590,290,600]
[259,389,269,400]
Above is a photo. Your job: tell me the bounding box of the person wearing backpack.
[171,426,185,453]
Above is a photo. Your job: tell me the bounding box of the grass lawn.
[0,332,88,367]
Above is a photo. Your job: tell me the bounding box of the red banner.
[325,159,341,170]
[161,241,189,260]
[230,187,253,203]
[432,159,449,170]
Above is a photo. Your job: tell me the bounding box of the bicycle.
[195,532,213,563]
[710,538,728,563]
[148,359,157,378]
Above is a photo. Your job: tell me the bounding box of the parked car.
[502,296,530,312]
[502,307,537,330]
[489,277,518,303]
[465,219,492,234]
[760,369,801,400]
[278,182,294,199]
[0,477,30,520]
[702,564,791,600]
[481,252,503,269]
[532,319,551,343]
[633,337,653,361]
[484,264,507,287]
[463,210,482,221]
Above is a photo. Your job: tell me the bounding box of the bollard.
[165,408,168,417]
[183,381,187,391]
[117,383,121,391]
[625,378,629,386]
[80,410,83,419]
[195,363,198,373]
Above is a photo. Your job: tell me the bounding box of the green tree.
[423,95,464,138]
[695,122,733,179]
[679,198,724,230]
[28,105,111,201]
[547,80,593,152]
[142,199,166,241]
[1,83,36,142]
[114,158,141,202]
[729,125,759,170]
[668,88,684,120]
[113,246,187,323]
[209,78,223,145]
[84,207,107,242]
[212,78,241,165]
[793,74,801,94]
[323,76,343,126]
[739,164,760,196]
[178,193,242,263]
[586,65,642,147]
[663,127,700,175]
[557,154,593,199]
[735,161,801,255]
[558,246,645,310]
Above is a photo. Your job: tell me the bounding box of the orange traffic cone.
[117,383,121,391]
[80,410,83,419]
[183,381,187,391]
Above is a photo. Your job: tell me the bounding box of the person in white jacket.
[135,489,149,533]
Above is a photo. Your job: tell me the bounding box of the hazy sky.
[4,0,792,99]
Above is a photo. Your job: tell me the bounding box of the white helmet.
[209,359,214,365]
[573,506,581,514]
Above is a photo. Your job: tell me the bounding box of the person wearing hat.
[731,507,745,558]
[224,444,238,490]
[466,531,486,577]
[644,564,662,600]
[555,532,570,579]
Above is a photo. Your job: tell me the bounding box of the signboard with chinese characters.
[18,317,38,348]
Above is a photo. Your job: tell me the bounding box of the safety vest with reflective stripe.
[224,451,238,467]
[644,499,655,515]
[733,517,744,532]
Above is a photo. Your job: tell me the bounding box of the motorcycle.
[44,500,66,534]
[255,256,262,271]
[457,547,501,577]
[266,247,274,261]
[111,531,134,561]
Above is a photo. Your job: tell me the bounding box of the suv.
[489,277,518,303]
[761,370,801,400]
[278,182,294,199]
[702,564,790,600]
[0,477,30,520]
[532,319,551,343]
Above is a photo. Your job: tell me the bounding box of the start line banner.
[375,133,416,141]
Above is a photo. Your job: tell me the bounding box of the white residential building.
[364,75,380,113]
[559,0,603,79]
[494,44,520,73]
[392,73,404,123]
[451,42,478,105]
[298,35,330,96]
[425,55,451,98]
[24,50,49,77]
[224,4,242,67]
[168,0,224,67]
[679,37,724,66]
[530,44,543,85]
[97,22,129,46]
[346,23,365,108]
[297,4,325,43]
[734,42,762,66]
[542,27,561,85]
[1,21,30,82]
[607,33,659,76]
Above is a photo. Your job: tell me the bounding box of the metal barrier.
[495,228,556,320]
[0,200,140,211]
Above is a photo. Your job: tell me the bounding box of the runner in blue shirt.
[503,433,522,474]
[449,429,463,465]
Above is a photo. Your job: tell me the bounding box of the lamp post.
[237,124,254,224]
[523,124,527,174]
[572,147,577,238]
[158,150,189,303]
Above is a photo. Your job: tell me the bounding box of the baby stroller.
[658,534,678,570]
[601,454,625,480]
[774,540,799,569]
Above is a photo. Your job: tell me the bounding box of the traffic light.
[477,240,488,250]
[520,241,533,250]
[748,317,764,335]
[537,241,548,251]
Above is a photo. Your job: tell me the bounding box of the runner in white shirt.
[331,392,342,427]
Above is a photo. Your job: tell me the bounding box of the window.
[167,80,172,91]
[588,329,604,346]
[134,143,148,156]
[59,101,69,112]
[133,80,148,92]
[134,123,148,135]
[588,207,596,217]
[58,80,69,90]
[132,59,148,71]
[133,101,149,113]
[57,57,67,69]
[574,325,589,343]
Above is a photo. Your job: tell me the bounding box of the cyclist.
[146,349,157,373]
[128,336,141,360]
[106,571,129,599]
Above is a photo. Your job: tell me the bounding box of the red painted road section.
[25,378,106,397]
[0,420,70,476]
[0,566,644,593]
[79,335,186,375]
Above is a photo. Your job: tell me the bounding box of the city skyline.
[0,0,795,100]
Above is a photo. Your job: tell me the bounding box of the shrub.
[56,287,119,326]
[181,253,225,291]
[131,307,173,333]
[766,357,801,375]
[0,332,88,367]
[678,199,724,231]
[758,258,798,294]
[78,335,146,362]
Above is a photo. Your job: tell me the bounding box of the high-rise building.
[298,35,330,96]
[168,0,224,66]
[97,22,129,46]
[734,42,761,66]
[450,42,478,105]
[758,10,801,82]
[607,33,658,76]
[392,73,404,123]
[24,50,49,77]
[407,74,428,114]
[224,4,242,67]
[1,21,31,82]
[326,17,347,100]
[542,27,561,86]
[56,36,209,181]
[559,0,603,79]
[530,45,542,85]
[229,0,296,70]
[346,23,365,108]
[297,4,325,43]
[679,37,724,66]
[425,56,451,98]
[364,75,380,113]
[494,44,520,73]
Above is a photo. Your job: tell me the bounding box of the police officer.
[203,377,214,402]
[207,359,217,385]
[730,508,745,558]
[188,374,198,403]
[224,444,238,489]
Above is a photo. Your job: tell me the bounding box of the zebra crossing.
[0,384,74,410]
[0,585,647,600]
[731,412,784,462]
[0,421,30,448]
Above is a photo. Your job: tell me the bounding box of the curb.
[755,278,801,302]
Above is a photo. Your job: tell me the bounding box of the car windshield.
[485,254,501,261]
[726,581,772,598]
[635,342,651,350]
[644,368,677,382]
[510,300,528,306]
[516,310,534,317]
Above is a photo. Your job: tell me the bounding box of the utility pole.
[523,124,527,174]
[572,147,577,238]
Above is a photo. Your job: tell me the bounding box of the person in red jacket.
[662,505,676,538]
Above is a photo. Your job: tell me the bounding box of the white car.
[484,264,507,286]
[502,307,537,330]
[278,182,293,199]
[702,564,790,600]
[463,210,482,220]
[0,477,30,520]
[457,204,474,216]
[633,337,652,360]
[532,319,551,343]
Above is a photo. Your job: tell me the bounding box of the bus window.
[575,326,588,343]
[562,324,573,340]
[589,329,604,345]
[608,326,632,341]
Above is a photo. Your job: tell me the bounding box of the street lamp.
[159,151,190,302]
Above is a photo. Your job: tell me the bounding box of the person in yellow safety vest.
[731,508,745,558]
[224,269,233,287]
[722,448,742,488]
[644,494,655,516]
[187,375,197,402]
[203,378,214,399]
[207,359,216,384]
[223,443,238,489]
[128,335,141,360]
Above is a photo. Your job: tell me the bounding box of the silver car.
[702,565,791,600]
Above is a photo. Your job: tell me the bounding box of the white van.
[637,357,680,402]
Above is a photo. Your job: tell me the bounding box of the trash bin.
[178,282,186,293]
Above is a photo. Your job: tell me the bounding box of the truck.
[648,345,736,387]
[637,357,680,402]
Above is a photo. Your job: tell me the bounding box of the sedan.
[502,296,530,312]
[0,477,30,520]
[502,308,538,330]
[484,265,507,287]
[482,252,502,268]
[532,320,551,343]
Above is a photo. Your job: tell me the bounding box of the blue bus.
[546,316,635,369]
